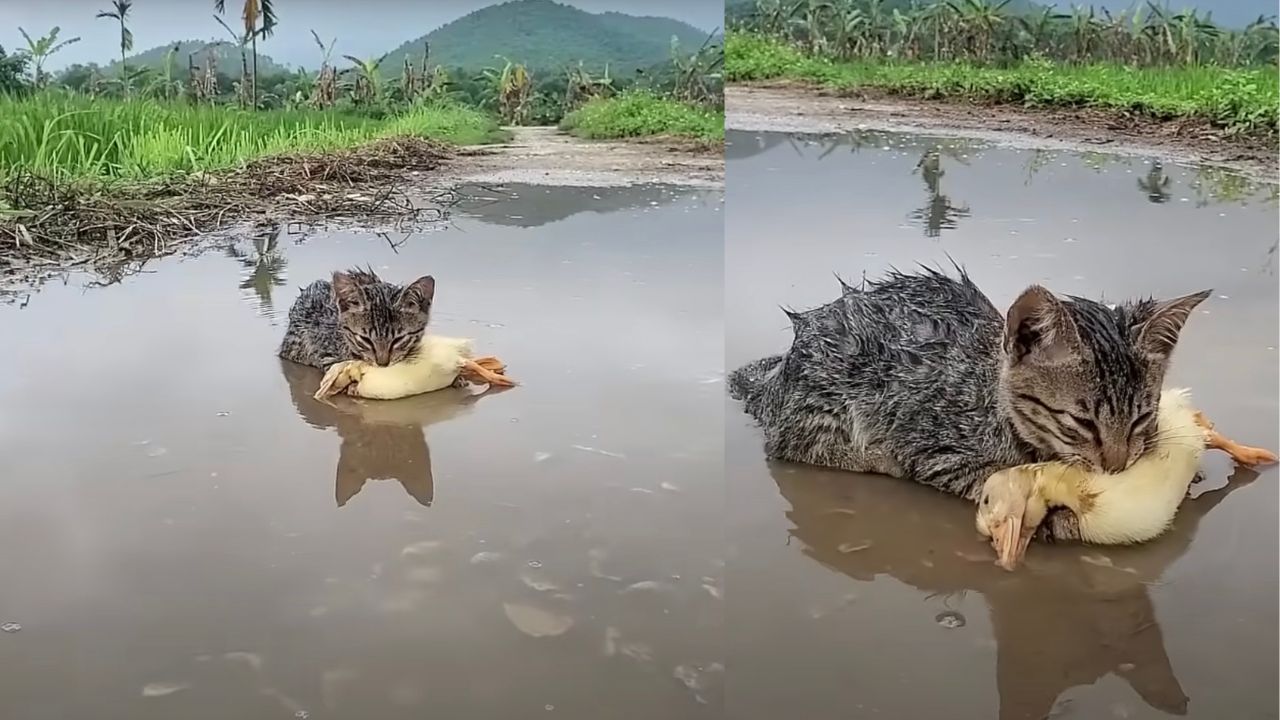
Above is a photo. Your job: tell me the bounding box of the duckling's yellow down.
[314,335,476,401]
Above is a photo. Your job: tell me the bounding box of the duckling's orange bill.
[991,515,1034,571]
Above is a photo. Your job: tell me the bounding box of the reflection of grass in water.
[1018,147,1275,208]
[1188,166,1277,208]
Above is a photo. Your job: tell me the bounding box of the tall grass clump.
[0,93,500,182]
[559,90,725,143]
[382,101,507,145]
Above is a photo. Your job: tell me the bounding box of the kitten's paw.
[315,360,366,400]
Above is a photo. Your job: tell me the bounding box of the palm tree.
[17,27,80,89]
[215,0,277,107]
[96,1,133,94]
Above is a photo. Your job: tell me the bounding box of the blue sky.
[0,0,726,71]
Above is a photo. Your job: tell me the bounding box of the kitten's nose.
[374,348,391,367]
[1100,447,1129,473]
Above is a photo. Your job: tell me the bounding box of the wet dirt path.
[450,126,724,188]
[728,84,1278,182]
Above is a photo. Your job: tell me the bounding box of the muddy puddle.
[725,130,1278,720]
[0,184,725,719]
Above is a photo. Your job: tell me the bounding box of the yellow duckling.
[313,335,514,401]
[977,387,1277,570]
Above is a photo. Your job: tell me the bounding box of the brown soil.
[728,83,1278,182]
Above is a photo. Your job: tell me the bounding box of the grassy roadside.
[0,94,504,184]
[559,91,725,144]
[0,95,505,269]
[726,33,1279,138]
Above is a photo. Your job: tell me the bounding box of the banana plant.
[480,57,532,125]
[342,53,389,105]
[17,26,81,89]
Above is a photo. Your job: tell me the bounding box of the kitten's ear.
[331,271,363,312]
[1134,289,1211,362]
[1004,285,1081,364]
[397,275,436,313]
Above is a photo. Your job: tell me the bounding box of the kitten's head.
[999,284,1210,473]
[331,270,435,367]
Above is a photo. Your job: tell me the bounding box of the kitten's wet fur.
[729,265,1209,541]
[279,267,436,369]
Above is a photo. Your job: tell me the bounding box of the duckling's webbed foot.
[459,357,516,388]
[1034,507,1082,543]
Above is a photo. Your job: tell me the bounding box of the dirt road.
[728,84,1276,182]
[449,126,724,188]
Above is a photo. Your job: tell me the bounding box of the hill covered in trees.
[381,0,712,74]
[109,40,290,75]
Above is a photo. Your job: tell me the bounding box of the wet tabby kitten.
[729,267,1209,539]
[279,268,435,369]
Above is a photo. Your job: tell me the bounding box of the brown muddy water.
[725,130,1278,720]
[0,184,724,720]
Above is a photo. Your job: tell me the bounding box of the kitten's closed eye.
[347,333,375,350]
[1127,410,1153,438]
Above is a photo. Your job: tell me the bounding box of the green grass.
[0,93,504,182]
[726,33,1280,137]
[559,91,725,143]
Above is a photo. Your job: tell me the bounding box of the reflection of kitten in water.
[769,457,1273,720]
[279,359,496,507]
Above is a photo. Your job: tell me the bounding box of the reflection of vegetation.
[911,146,971,238]
[1021,148,1054,185]
[1137,160,1172,203]
[1187,165,1278,208]
[224,225,287,312]
[1018,148,1275,209]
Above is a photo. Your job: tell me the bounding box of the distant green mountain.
[109,40,291,76]
[380,0,712,75]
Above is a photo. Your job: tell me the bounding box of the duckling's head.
[976,467,1049,571]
